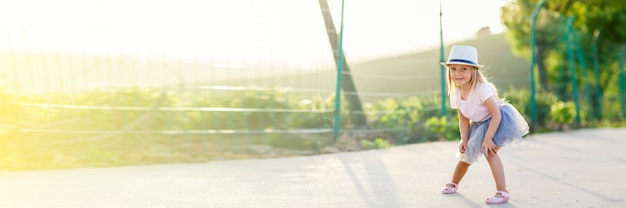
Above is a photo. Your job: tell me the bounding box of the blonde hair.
[446,65,499,104]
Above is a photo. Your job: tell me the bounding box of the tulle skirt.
[457,103,529,164]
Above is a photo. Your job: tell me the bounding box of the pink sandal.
[485,190,510,204]
[440,182,458,194]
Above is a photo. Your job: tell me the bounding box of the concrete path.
[0,128,625,208]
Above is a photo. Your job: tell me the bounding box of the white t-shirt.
[450,82,500,122]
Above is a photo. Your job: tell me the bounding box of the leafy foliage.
[365,94,457,144]
[424,116,459,142]
[546,0,626,44]
[550,101,576,125]
[0,86,620,171]
[501,0,626,128]
[361,138,393,150]
[502,87,559,131]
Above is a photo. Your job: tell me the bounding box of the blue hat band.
[448,59,477,65]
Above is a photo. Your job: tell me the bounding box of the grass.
[0,133,323,171]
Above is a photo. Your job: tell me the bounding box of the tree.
[544,0,626,104]
[501,0,626,93]
[546,0,626,44]
[501,0,626,120]
[501,0,563,91]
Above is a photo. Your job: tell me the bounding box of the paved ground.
[0,128,624,208]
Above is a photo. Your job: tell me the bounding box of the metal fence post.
[574,31,593,123]
[619,45,626,119]
[592,30,602,120]
[530,0,546,130]
[439,0,447,118]
[566,16,581,126]
[332,0,345,141]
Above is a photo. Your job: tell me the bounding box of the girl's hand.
[459,141,467,153]
[481,139,499,156]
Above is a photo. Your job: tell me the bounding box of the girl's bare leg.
[485,152,507,193]
[448,161,470,187]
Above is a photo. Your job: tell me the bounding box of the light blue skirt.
[457,103,529,164]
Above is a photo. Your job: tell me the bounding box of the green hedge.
[0,86,622,171]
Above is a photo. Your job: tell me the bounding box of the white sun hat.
[441,45,484,69]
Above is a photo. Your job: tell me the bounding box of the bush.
[550,101,576,130]
[424,116,459,142]
[502,88,558,132]
[3,84,622,171]
[365,93,457,144]
[361,138,393,149]
[601,90,625,122]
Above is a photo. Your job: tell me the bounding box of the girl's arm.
[482,96,502,155]
[458,109,471,153]
[458,109,470,142]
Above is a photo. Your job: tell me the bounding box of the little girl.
[439,45,529,204]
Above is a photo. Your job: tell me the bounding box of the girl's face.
[448,64,474,88]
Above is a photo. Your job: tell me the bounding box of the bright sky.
[0,0,508,67]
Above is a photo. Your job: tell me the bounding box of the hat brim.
[440,61,483,69]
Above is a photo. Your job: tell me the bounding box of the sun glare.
[0,0,507,65]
